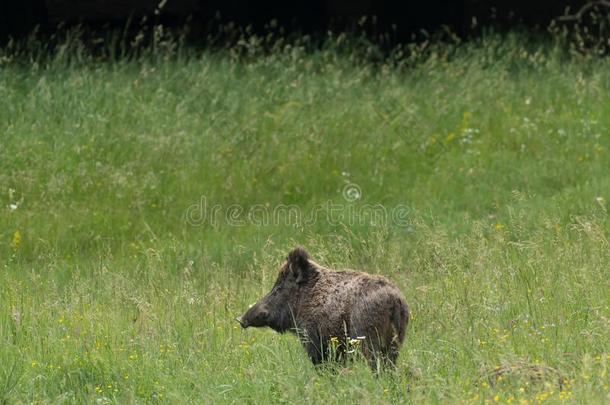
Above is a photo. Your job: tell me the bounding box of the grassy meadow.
[1,33,609,403]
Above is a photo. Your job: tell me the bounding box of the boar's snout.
[237,302,270,329]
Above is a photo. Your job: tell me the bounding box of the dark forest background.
[2,0,608,45]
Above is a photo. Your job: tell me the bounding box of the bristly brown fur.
[237,247,410,370]
[287,247,310,268]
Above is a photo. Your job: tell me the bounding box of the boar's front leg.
[305,341,324,364]
[298,328,326,365]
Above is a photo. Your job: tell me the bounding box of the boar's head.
[236,247,314,333]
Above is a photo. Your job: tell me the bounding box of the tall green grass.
[1,33,609,403]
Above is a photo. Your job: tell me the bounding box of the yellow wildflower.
[11,230,21,250]
[462,111,472,127]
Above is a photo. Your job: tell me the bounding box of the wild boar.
[236,247,409,369]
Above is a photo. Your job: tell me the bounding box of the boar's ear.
[287,247,311,284]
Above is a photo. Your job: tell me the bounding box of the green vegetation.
[1,33,609,403]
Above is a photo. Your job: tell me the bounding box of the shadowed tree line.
[1,0,608,45]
